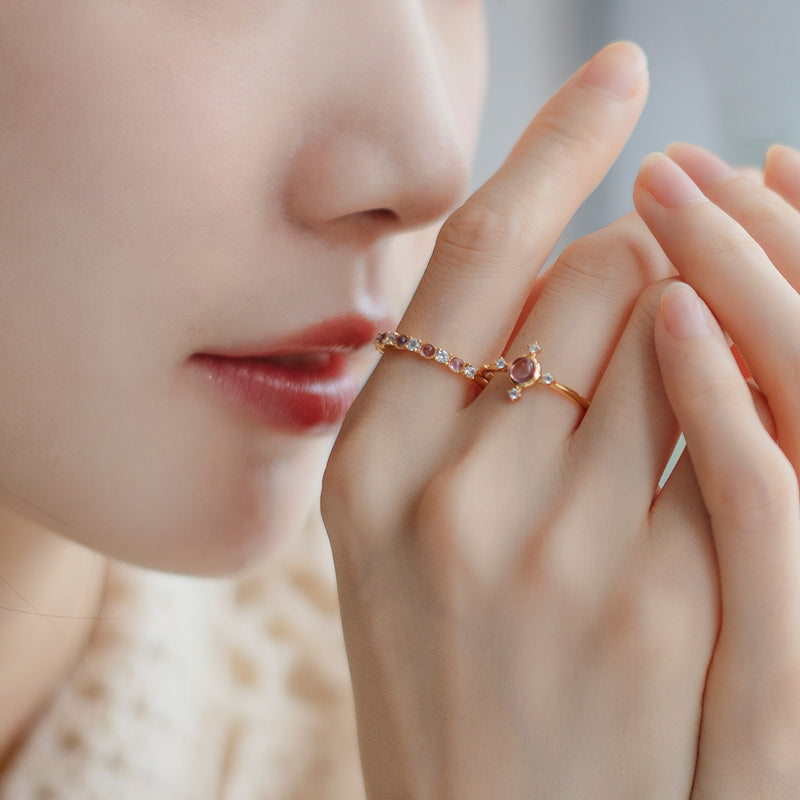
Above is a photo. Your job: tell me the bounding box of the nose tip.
[283,122,471,246]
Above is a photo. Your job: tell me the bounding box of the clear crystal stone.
[463,365,477,379]
[435,349,449,363]
[508,387,522,401]
[542,372,554,385]
[528,342,541,354]
[495,357,507,370]
[407,338,420,352]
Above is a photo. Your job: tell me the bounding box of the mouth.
[186,314,388,433]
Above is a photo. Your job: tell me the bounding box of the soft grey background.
[474,0,800,242]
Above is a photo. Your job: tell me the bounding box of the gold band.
[375,333,590,411]
[375,331,482,381]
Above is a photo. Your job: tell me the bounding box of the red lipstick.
[187,315,381,433]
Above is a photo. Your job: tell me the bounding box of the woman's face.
[0,1,486,573]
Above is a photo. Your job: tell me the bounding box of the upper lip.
[193,314,390,359]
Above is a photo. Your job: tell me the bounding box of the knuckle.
[684,369,745,416]
[410,455,511,607]
[715,447,798,528]
[534,111,603,167]
[321,428,395,545]
[435,199,526,269]
[731,184,799,230]
[702,229,760,262]
[554,216,670,291]
[604,584,673,668]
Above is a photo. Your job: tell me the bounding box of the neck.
[0,504,107,768]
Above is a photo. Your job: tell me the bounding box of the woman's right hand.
[322,43,716,799]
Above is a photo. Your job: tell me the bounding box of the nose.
[281,4,476,248]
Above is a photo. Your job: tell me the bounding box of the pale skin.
[0,6,798,796]
[0,0,485,768]
[323,45,800,799]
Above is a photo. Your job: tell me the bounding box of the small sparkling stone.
[420,343,436,358]
[494,357,507,370]
[463,365,477,379]
[508,387,522,401]
[449,357,464,373]
[435,349,450,364]
[509,357,535,385]
[528,342,541,354]
[542,372,555,385]
[396,334,409,347]
[407,338,420,352]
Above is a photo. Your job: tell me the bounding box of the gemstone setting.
[420,343,436,359]
[509,357,535,385]
[449,357,464,373]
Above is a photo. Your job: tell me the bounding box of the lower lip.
[187,353,359,433]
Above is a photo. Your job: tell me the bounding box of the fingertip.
[764,143,800,201]
[577,41,649,101]
[637,152,709,209]
[658,282,717,340]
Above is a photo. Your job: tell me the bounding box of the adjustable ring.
[476,342,590,410]
[375,333,590,412]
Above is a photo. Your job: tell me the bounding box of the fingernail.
[640,153,709,208]
[660,283,716,339]
[765,144,800,199]
[579,41,648,101]
[665,142,737,189]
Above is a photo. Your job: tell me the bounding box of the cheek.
[0,5,324,573]
[0,365,332,574]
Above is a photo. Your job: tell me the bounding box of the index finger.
[387,42,649,403]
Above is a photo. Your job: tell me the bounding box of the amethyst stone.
[420,343,436,358]
[509,357,536,385]
[449,357,464,373]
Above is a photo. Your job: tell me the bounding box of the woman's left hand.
[634,142,800,798]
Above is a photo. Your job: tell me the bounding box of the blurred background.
[474,0,800,244]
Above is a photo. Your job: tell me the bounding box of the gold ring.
[375,333,590,411]
[375,331,482,381]
[476,342,590,410]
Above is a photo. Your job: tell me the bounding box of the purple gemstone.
[396,334,409,347]
[420,343,436,358]
[449,357,464,373]
[509,357,535,385]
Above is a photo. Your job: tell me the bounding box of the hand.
[635,142,800,798]
[323,43,717,799]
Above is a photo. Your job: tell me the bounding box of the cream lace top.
[0,520,364,800]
